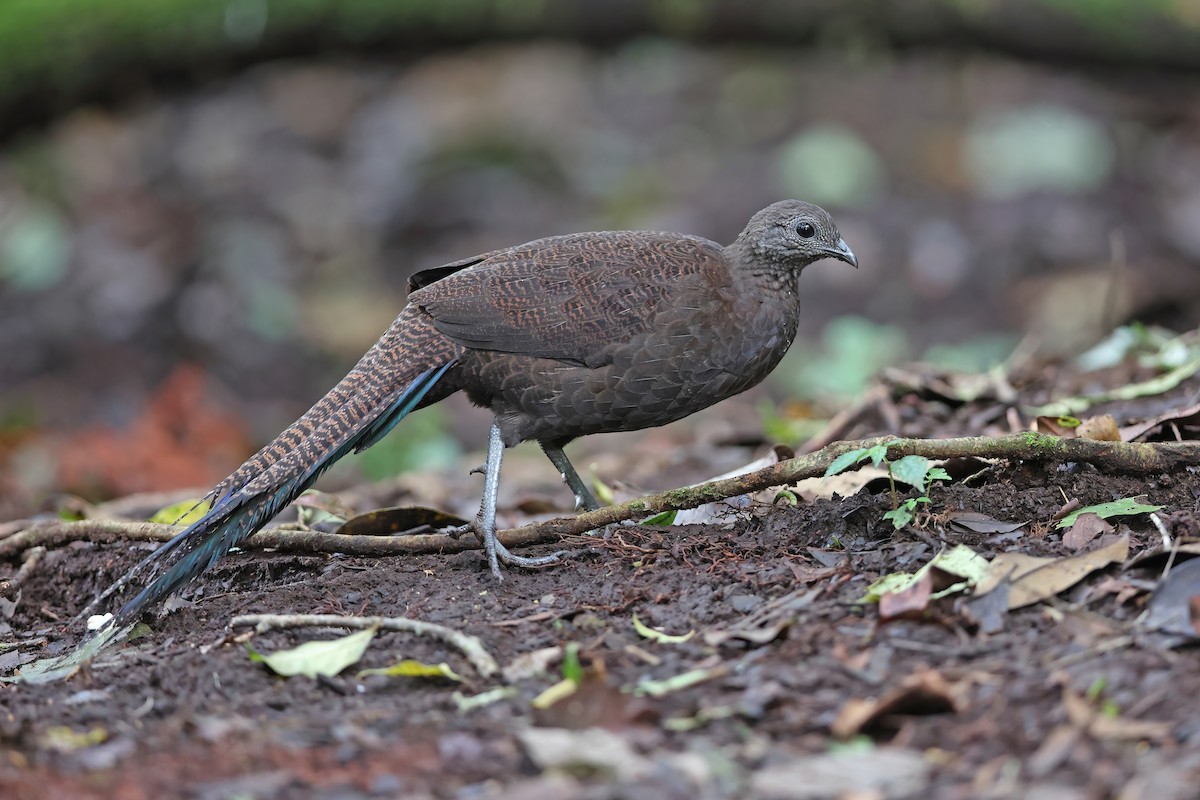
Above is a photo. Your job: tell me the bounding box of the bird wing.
[408,230,728,369]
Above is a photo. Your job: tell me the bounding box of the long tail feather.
[108,358,456,629]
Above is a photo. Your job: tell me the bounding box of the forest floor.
[2,343,1200,800]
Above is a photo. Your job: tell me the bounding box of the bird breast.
[467,284,801,446]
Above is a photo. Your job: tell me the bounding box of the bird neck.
[723,240,803,297]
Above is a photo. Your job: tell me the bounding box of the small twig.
[14,546,45,585]
[229,612,498,678]
[1149,512,1172,552]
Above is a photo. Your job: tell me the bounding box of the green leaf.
[860,544,987,604]
[860,570,922,602]
[642,509,677,526]
[926,467,951,485]
[1055,497,1165,529]
[148,499,209,526]
[632,613,695,644]
[889,455,931,489]
[357,658,461,682]
[864,444,890,468]
[561,642,583,684]
[825,448,871,478]
[928,544,990,584]
[883,505,915,530]
[247,626,377,679]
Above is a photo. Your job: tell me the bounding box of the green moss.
[1021,431,1064,456]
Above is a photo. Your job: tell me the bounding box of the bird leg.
[474,422,565,579]
[540,441,601,512]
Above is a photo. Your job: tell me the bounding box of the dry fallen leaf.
[1005,537,1130,610]
[831,669,962,740]
[1076,414,1121,441]
[878,570,933,621]
[1061,683,1171,742]
[946,511,1026,535]
[1119,399,1200,442]
[752,747,931,799]
[974,552,1055,596]
[1063,512,1113,550]
[704,587,820,646]
[974,538,1130,611]
[1142,557,1200,638]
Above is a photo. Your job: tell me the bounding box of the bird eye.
[796,222,816,238]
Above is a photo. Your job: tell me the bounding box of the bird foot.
[455,516,569,580]
[493,538,568,570]
[443,523,473,540]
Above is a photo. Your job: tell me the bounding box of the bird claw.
[443,523,472,539]
[468,464,485,476]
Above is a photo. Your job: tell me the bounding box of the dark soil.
[3,371,1200,799]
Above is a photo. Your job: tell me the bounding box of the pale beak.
[825,238,858,268]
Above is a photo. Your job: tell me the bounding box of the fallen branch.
[493,433,1200,546]
[2,433,1198,563]
[230,612,498,678]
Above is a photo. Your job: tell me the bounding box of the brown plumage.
[103,200,856,629]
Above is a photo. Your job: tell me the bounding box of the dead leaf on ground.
[1036,415,1081,438]
[1060,683,1171,742]
[946,510,1026,535]
[336,506,468,536]
[532,672,658,730]
[878,570,933,621]
[1088,576,1146,606]
[786,563,841,584]
[518,726,652,781]
[975,537,1129,610]
[751,747,931,799]
[831,669,962,740]
[1127,538,1200,571]
[703,587,819,646]
[962,582,1010,634]
[1076,414,1121,441]
[1063,512,1113,550]
[975,552,1055,596]
[1141,557,1200,638]
[1120,399,1200,442]
[794,465,889,501]
[1026,724,1082,777]
[807,548,847,569]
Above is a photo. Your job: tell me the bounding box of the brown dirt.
[3,374,1200,799]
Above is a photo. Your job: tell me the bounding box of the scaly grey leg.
[476,422,505,579]
[475,423,567,579]
[540,441,601,512]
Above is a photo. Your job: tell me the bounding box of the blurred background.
[2,0,1200,516]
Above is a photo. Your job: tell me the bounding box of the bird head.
[736,200,857,271]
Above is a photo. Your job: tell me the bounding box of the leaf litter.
[4,336,1200,797]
